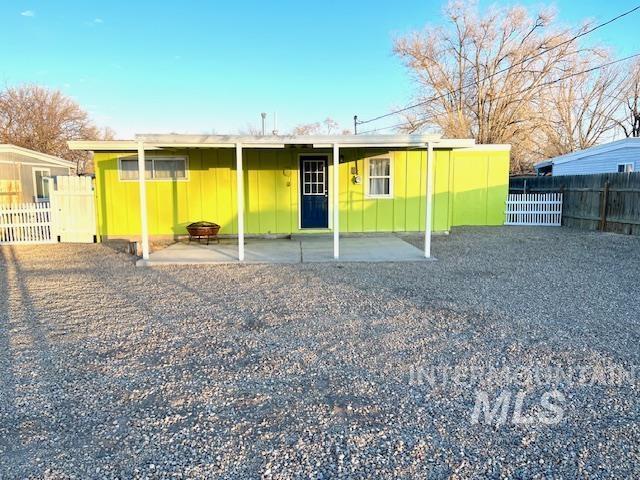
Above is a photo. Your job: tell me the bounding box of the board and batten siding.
[553,146,640,176]
[93,147,509,239]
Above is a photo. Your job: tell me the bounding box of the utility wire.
[357,52,640,134]
[356,4,640,128]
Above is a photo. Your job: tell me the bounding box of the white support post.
[137,141,150,260]
[424,142,433,258]
[236,143,245,261]
[333,143,340,259]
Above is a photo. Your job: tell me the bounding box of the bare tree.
[0,84,112,174]
[539,53,621,158]
[291,117,348,135]
[292,122,321,135]
[239,123,262,135]
[615,59,640,138]
[393,1,619,172]
[323,117,339,134]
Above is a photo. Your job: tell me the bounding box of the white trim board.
[364,154,394,199]
[117,155,190,182]
[31,167,51,202]
[296,153,332,231]
[0,144,74,168]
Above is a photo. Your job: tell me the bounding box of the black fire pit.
[186,221,220,245]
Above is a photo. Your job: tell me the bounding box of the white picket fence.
[0,202,55,244]
[505,193,563,226]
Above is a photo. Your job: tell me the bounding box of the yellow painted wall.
[93,146,509,239]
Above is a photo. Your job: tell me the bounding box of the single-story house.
[68,134,510,261]
[0,144,75,204]
[535,138,640,176]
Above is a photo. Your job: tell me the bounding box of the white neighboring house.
[535,138,640,176]
[0,144,75,204]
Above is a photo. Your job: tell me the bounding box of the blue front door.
[300,155,329,228]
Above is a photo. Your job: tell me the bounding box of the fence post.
[559,185,565,226]
[599,180,610,232]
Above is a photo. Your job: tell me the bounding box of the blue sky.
[2,1,639,138]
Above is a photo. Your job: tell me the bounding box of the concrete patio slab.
[137,239,301,266]
[137,235,428,266]
[300,236,427,262]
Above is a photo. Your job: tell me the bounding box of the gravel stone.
[0,226,638,478]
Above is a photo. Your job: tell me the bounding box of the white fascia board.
[314,139,478,149]
[0,144,75,167]
[314,143,433,148]
[135,133,445,145]
[0,159,73,168]
[154,143,285,149]
[67,140,160,151]
[458,143,510,151]
[239,144,285,149]
[70,135,487,151]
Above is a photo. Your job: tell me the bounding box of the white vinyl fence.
[0,202,55,244]
[505,193,563,226]
[50,176,96,243]
[0,176,96,245]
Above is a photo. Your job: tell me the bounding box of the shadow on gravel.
[1,247,89,475]
[0,247,24,472]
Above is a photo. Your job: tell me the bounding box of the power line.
[358,52,640,134]
[355,4,640,128]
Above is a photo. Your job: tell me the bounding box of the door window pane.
[302,159,326,195]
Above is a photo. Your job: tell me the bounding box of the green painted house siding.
[93,146,509,239]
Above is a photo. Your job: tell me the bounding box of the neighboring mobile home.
[68,134,510,260]
[535,138,640,176]
[0,144,75,204]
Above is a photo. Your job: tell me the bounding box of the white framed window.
[366,156,392,198]
[32,167,51,201]
[617,163,634,173]
[118,156,188,181]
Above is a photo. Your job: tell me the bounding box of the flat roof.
[66,133,504,151]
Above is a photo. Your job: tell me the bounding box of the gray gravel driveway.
[0,227,639,478]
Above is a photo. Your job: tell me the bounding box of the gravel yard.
[1,227,639,478]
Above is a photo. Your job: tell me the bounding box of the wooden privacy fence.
[510,172,640,235]
[0,202,54,244]
[505,193,562,226]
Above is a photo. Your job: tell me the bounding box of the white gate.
[505,193,563,226]
[50,176,96,243]
[0,202,55,244]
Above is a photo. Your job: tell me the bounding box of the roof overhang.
[68,134,483,151]
[540,138,640,166]
[534,160,553,169]
[0,144,75,168]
